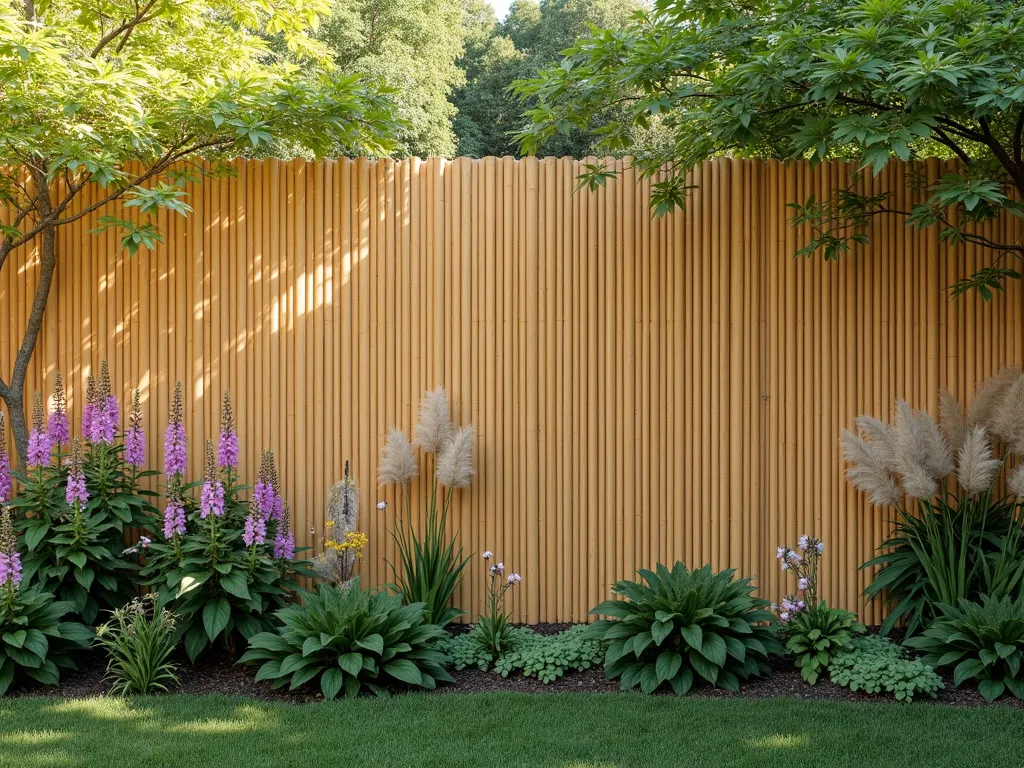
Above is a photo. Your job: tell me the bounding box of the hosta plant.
[842,372,1024,636]
[828,635,942,703]
[94,595,180,695]
[140,390,307,661]
[588,562,783,694]
[785,602,863,685]
[240,580,454,699]
[905,595,1024,702]
[0,507,92,695]
[377,387,475,625]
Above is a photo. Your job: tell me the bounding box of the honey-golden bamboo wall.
[2,157,1023,624]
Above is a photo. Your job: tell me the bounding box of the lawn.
[1,693,1022,768]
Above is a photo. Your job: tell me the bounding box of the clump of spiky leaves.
[785,602,863,685]
[240,580,453,699]
[378,387,475,626]
[828,635,942,703]
[588,562,783,694]
[842,373,1024,636]
[313,460,364,588]
[94,595,180,696]
[906,595,1024,703]
[0,508,92,695]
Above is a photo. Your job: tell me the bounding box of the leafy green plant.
[905,595,1024,703]
[828,635,942,703]
[240,580,453,699]
[785,602,863,685]
[588,562,783,694]
[94,595,180,696]
[442,624,603,684]
[843,381,1024,636]
[0,508,92,695]
[140,391,308,662]
[377,387,475,626]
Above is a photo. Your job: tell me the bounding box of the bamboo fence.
[2,156,1022,623]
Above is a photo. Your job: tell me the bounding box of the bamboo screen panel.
[2,157,1022,624]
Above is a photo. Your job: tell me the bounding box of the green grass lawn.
[1,693,1022,768]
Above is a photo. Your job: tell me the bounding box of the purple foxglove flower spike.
[0,413,12,504]
[163,382,188,477]
[27,391,52,466]
[163,497,187,538]
[200,440,225,519]
[124,388,146,468]
[81,374,99,443]
[218,392,238,470]
[64,438,88,507]
[48,372,70,447]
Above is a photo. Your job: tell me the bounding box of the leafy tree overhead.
[453,0,641,158]
[0,0,399,464]
[517,0,1024,297]
[317,0,466,157]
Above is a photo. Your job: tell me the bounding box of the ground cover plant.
[444,624,603,683]
[240,579,453,699]
[3,694,1024,768]
[588,561,783,694]
[828,635,942,703]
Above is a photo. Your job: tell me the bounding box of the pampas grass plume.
[1009,465,1024,500]
[956,426,1003,497]
[990,373,1024,455]
[967,368,1020,428]
[413,386,454,454]
[437,426,475,488]
[840,429,902,507]
[379,427,418,486]
[939,390,967,454]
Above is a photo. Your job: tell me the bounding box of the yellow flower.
[326,520,336,528]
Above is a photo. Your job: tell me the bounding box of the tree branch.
[90,0,160,57]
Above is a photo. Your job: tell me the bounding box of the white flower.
[797,577,808,591]
[798,535,809,551]
[816,542,824,554]
[482,550,493,560]
[496,562,505,573]
[489,565,497,574]
[140,536,152,548]
[376,501,388,510]
[776,546,785,560]
[781,562,789,571]
[507,573,521,584]
[780,611,790,622]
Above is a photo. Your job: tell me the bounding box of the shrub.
[139,390,307,661]
[443,624,603,683]
[0,508,92,695]
[377,387,474,626]
[240,580,453,699]
[94,595,180,695]
[477,550,521,662]
[11,369,157,624]
[588,562,783,694]
[905,595,1024,702]
[828,635,942,703]
[785,602,863,685]
[842,376,1024,636]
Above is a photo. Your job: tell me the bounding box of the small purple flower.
[507,572,521,585]
[253,480,275,519]
[82,375,100,442]
[48,372,70,447]
[779,611,790,622]
[816,541,825,554]
[798,535,809,552]
[243,513,267,547]
[97,393,119,444]
[163,383,187,477]
[273,529,295,560]
[65,438,88,507]
[200,479,225,519]
[798,577,809,591]
[27,391,52,466]
[0,552,21,588]
[124,389,146,468]
[163,498,187,538]
[139,535,152,549]
[217,392,238,470]
[91,362,118,445]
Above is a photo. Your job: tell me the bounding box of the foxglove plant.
[95,361,118,445]
[379,386,475,625]
[843,371,1024,636]
[81,375,100,443]
[47,372,70,449]
[218,392,238,474]
[0,413,11,506]
[124,389,146,470]
[26,392,52,467]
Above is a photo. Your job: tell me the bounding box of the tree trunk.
[1,214,58,470]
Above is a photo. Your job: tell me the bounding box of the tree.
[453,0,640,158]
[517,0,1024,297]
[316,0,466,157]
[0,0,398,465]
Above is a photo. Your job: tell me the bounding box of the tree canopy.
[0,0,399,461]
[517,0,1024,297]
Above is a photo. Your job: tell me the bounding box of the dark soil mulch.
[8,624,1024,709]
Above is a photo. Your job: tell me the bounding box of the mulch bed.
[8,624,1024,709]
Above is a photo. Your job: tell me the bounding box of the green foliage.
[452,0,641,158]
[316,0,465,157]
[784,602,863,685]
[12,442,155,624]
[240,581,453,699]
[475,554,520,661]
[828,635,942,703]
[864,496,1024,637]
[93,596,180,696]
[442,624,603,683]
[140,470,307,662]
[516,0,1024,296]
[906,595,1024,703]
[588,562,783,694]
[0,583,92,696]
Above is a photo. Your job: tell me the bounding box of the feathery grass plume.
[990,373,1024,455]
[891,401,941,498]
[379,427,418,486]
[938,390,967,454]
[853,415,898,468]
[966,368,1021,428]
[840,429,903,506]
[956,426,1003,497]
[1009,465,1024,500]
[915,410,954,479]
[413,386,454,454]
[437,425,475,488]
